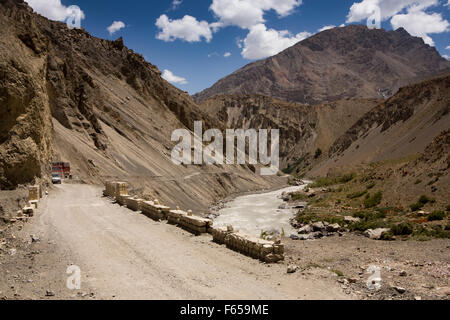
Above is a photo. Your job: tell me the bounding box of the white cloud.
[171,0,183,10]
[107,21,125,35]
[155,14,213,43]
[446,45,450,50]
[346,0,449,46]
[318,25,336,32]
[162,69,188,85]
[347,0,439,22]
[210,0,302,29]
[26,0,84,22]
[391,9,449,46]
[443,55,450,60]
[224,52,231,57]
[241,24,311,60]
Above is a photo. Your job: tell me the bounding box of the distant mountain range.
[194,25,450,105]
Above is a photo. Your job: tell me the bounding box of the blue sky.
[27,0,450,94]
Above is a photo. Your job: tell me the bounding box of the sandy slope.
[11,184,350,300]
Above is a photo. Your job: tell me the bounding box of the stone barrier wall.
[104,182,285,263]
[141,201,170,221]
[126,197,143,211]
[28,186,40,201]
[211,226,285,263]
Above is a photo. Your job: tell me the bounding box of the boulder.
[290,234,300,240]
[298,224,313,234]
[344,216,360,223]
[364,228,391,240]
[327,223,341,232]
[287,265,298,274]
[312,222,326,231]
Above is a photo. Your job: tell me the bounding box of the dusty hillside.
[304,75,450,210]
[316,74,450,173]
[0,0,283,221]
[194,25,450,105]
[201,94,379,169]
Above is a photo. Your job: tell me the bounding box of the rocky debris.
[393,286,406,294]
[399,270,407,277]
[291,221,343,241]
[298,225,314,234]
[290,234,300,240]
[312,222,326,232]
[344,216,360,223]
[364,228,391,240]
[327,224,341,232]
[287,265,298,274]
[30,234,40,243]
[45,290,55,297]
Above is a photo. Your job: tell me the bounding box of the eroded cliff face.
[0,0,283,216]
[0,1,53,189]
[200,94,379,170]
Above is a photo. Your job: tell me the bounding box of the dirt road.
[9,184,351,300]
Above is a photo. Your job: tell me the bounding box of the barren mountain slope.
[201,94,380,169]
[0,0,283,220]
[194,25,450,104]
[306,75,450,209]
[314,74,450,174]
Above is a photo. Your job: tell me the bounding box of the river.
[213,184,308,237]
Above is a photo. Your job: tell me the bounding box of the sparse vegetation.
[314,148,323,159]
[410,195,436,211]
[332,269,344,277]
[283,156,307,174]
[364,192,383,208]
[366,182,376,190]
[308,173,356,188]
[410,203,422,212]
[428,211,446,221]
[413,225,450,240]
[347,190,367,199]
[391,223,414,236]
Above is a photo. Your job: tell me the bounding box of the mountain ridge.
[194,25,450,105]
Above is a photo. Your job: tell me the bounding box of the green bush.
[366,182,376,190]
[446,205,450,212]
[428,211,446,221]
[418,195,435,205]
[391,223,414,236]
[290,193,309,201]
[314,148,323,159]
[414,225,450,239]
[380,231,394,241]
[347,190,367,199]
[414,179,422,185]
[308,173,356,188]
[364,192,383,208]
[349,220,389,232]
[410,203,422,212]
